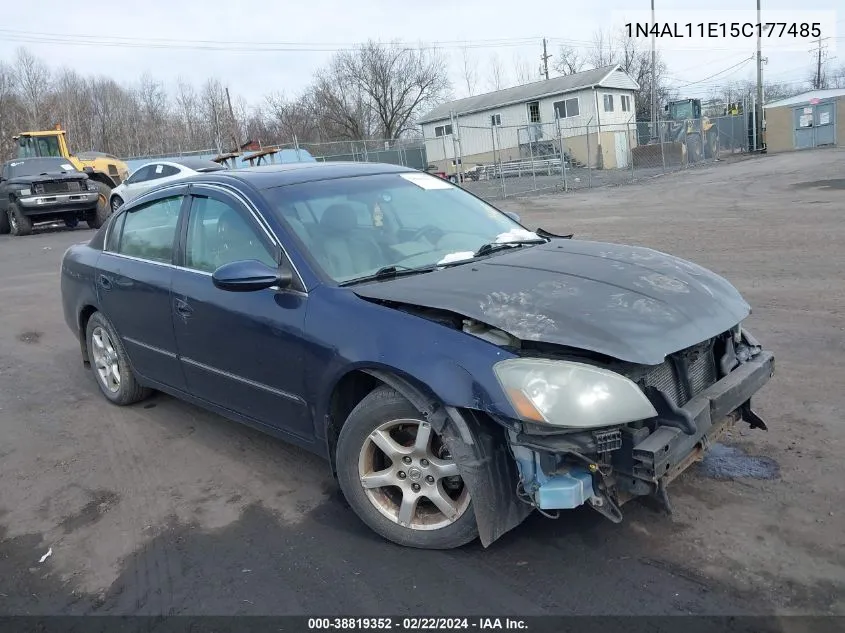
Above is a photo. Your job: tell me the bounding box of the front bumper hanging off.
[508,349,775,519]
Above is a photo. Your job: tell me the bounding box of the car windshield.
[8,158,79,178]
[261,171,543,284]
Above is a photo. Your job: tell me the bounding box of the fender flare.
[360,368,532,547]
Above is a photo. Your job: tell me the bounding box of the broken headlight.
[493,358,658,428]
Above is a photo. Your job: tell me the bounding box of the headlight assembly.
[493,358,658,428]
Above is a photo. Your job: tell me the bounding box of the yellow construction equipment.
[632,98,719,167]
[12,125,130,222]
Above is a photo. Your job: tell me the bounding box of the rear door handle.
[174,298,193,319]
[98,274,112,291]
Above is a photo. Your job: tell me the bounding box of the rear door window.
[117,195,184,264]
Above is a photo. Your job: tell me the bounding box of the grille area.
[639,340,717,407]
[35,180,83,194]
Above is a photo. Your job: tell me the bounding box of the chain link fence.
[422,115,749,200]
[122,116,748,201]
[122,137,428,173]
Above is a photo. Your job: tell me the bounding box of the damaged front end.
[494,325,775,523]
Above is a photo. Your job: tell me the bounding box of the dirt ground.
[0,147,843,617]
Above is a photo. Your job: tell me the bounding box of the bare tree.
[175,77,199,148]
[331,41,451,139]
[553,45,587,76]
[512,53,533,85]
[460,48,478,97]
[587,30,618,68]
[486,53,506,91]
[14,47,51,128]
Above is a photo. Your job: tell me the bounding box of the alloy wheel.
[357,418,470,530]
[91,326,121,393]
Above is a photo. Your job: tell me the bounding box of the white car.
[109,158,226,211]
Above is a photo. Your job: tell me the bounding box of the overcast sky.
[0,0,840,108]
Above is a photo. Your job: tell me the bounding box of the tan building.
[764,89,845,153]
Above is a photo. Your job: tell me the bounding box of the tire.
[7,202,33,236]
[704,131,718,160]
[64,215,79,228]
[85,311,151,406]
[0,207,9,234]
[86,181,113,229]
[110,195,124,213]
[686,135,702,164]
[335,385,479,549]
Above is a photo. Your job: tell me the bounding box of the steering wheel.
[410,224,445,245]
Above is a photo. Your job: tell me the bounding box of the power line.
[0,28,542,52]
[668,56,755,88]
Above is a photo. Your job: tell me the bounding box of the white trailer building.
[419,64,640,172]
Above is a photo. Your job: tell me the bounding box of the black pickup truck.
[0,157,105,237]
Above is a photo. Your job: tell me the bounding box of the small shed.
[763,89,845,152]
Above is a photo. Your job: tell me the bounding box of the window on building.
[553,97,580,119]
[621,95,631,112]
[603,94,614,112]
[490,113,501,126]
[527,101,540,123]
[434,124,453,137]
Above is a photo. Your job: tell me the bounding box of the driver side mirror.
[212,259,293,292]
[504,211,521,223]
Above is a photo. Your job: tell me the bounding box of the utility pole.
[754,0,765,151]
[650,0,657,139]
[225,86,240,152]
[810,38,828,89]
[541,38,551,80]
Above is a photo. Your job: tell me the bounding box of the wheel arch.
[324,365,531,547]
[78,304,99,367]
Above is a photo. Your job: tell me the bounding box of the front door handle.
[174,299,193,319]
[98,274,112,291]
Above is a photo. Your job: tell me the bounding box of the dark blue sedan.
[60,162,775,549]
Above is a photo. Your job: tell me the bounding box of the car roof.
[179,161,416,190]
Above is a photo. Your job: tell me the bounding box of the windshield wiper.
[338,264,434,287]
[473,238,547,258]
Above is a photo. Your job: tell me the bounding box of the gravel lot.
[1,147,843,617]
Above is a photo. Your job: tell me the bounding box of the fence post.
[660,120,666,172]
[556,114,567,192]
[586,122,593,188]
[294,134,302,162]
[495,125,506,198]
[529,130,537,192]
[628,122,635,182]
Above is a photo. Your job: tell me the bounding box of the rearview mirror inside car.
[212,260,292,292]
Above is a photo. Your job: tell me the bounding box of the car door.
[131,163,173,199]
[96,185,189,390]
[170,184,312,439]
[121,165,155,203]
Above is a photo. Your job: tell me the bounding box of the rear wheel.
[85,311,151,405]
[336,385,478,549]
[7,202,33,236]
[86,181,113,229]
[64,215,79,228]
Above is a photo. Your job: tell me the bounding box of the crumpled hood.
[352,239,751,366]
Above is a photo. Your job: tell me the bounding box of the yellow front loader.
[12,126,130,224]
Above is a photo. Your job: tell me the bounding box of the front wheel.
[64,215,79,228]
[85,311,151,405]
[335,385,478,549]
[111,195,123,213]
[7,203,33,236]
